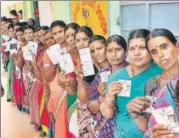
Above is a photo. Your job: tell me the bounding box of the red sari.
[12,45,23,107]
[37,47,50,134]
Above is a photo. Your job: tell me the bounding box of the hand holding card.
[117,80,131,97]
[22,46,33,61]
[108,82,124,97]
[100,71,111,82]
[58,53,74,74]
[46,43,62,64]
[79,48,95,77]
[152,106,179,133]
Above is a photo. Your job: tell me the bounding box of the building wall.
[108,1,121,35]
[22,1,121,36]
[38,1,53,26]
[23,1,34,20]
[1,1,23,17]
[51,1,71,23]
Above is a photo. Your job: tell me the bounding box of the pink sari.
[43,52,71,138]
[48,69,69,138]
[12,70,22,106]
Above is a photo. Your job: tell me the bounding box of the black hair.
[147,29,179,104]
[9,10,18,17]
[18,10,23,14]
[15,27,24,33]
[176,81,179,106]
[20,22,28,28]
[1,16,8,22]
[8,24,14,30]
[6,18,13,24]
[147,29,177,46]
[105,34,127,52]
[75,26,93,38]
[50,20,66,30]
[27,18,36,26]
[14,22,21,27]
[128,29,150,47]
[89,35,106,45]
[23,25,34,32]
[65,22,80,32]
[37,26,50,32]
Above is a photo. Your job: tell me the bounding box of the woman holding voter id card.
[135,29,179,138]
[88,34,128,138]
[6,24,17,102]
[43,20,78,138]
[74,26,96,138]
[100,29,162,138]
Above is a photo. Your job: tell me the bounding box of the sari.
[7,56,14,101]
[7,44,16,101]
[144,74,179,137]
[37,47,50,135]
[7,43,17,101]
[106,62,162,138]
[43,52,77,138]
[12,45,23,109]
[21,46,31,113]
[29,46,48,128]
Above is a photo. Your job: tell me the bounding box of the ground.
[1,67,48,138]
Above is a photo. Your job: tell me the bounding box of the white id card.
[58,54,75,74]
[117,80,132,97]
[79,48,92,62]
[82,61,95,76]
[152,106,179,133]
[46,44,62,64]
[22,46,33,61]
[10,38,18,45]
[10,49,17,55]
[100,71,111,82]
[79,48,94,76]
[27,41,38,55]
[15,66,21,79]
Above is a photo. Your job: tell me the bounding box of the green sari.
[7,56,14,101]
[106,62,162,138]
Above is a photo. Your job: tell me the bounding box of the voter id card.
[117,80,132,97]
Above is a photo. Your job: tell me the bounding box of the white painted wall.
[1,1,22,17]
[108,1,121,35]
[38,1,53,26]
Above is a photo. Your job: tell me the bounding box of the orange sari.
[37,47,50,134]
[43,53,69,138]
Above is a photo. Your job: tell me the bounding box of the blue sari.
[106,62,162,138]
